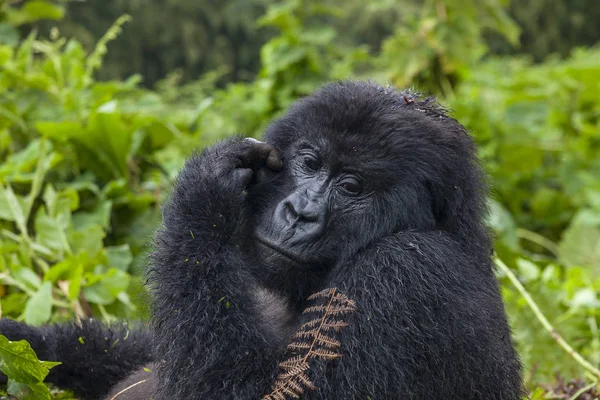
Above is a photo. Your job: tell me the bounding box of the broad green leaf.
[34,207,68,256]
[15,1,65,25]
[35,121,83,142]
[44,253,86,300]
[487,200,519,250]
[516,258,540,282]
[106,245,133,272]
[7,380,50,400]
[83,268,130,305]
[13,268,42,290]
[3,185,27,235]
[0,293,29,316]
[23,282,53,326]
[0,23,19,46]
[569,288,600,309]
[302,26,336,44]
[0,186,27,221]
[0,44,13,64]
[69,225,105,257]
[72,200,112,231]
[0,334,60,400]
[67,263,84,301]
[16,30,35,72]
[44,253,85,283]
[559,218,600,271]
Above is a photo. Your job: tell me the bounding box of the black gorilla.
[0,81,522,399]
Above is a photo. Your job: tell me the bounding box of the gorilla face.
[253,138,373,271]
[250,82,474,274]
[247,82,482,277]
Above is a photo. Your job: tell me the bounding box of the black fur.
[0,81,522,399]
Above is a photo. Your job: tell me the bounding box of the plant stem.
[495,257,600,379]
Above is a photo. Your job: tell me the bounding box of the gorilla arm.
[0,138,287,400]
[148,138,288,400]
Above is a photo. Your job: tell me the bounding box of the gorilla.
[0,81,522,399]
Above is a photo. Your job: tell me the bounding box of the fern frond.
[322,320,349,331]
[287,342,312,350]
[295,372,317,390]
[313,335,341,348]
[263,287,357,400]
[278,356,304,368]
[311,348,343,359]
[303,305,328,314]
[298,319,321,330]
[307,288,337,300]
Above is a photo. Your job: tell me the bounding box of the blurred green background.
[0,0,599,398]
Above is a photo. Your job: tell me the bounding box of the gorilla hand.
[164,137,282,238]
[205,137,282,191]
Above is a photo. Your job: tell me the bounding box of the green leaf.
[106,245,133,272]
[0,186,26,221]
[569,288,600,309]
[12,1,65,25]
[23,282,53,326]
[24,140,50,220]
[44,253,86,300]
[7,380,51,400]
[0,23,19,46]
[69,225,105,257]
[559,215,600,271]
[487,199,519,250]
[2,185,28,236]
[35,121,83,142]
[516,258,540,282]
[0,334,60,400]
[34,207,69,256]
[16,30,35,71]
[72,201,112,231]
[13,268,42,291]
[83,268,130,305]
[0,293,29,316]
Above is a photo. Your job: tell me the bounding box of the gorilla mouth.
[255,236,306,266]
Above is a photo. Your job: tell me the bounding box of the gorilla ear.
[426,180,464,228]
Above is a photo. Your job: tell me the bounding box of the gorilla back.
[0,81,522,399]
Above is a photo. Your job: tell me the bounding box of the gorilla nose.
[274,193,327,239]
[284,199,319,223]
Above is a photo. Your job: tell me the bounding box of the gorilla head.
[250,81,488,284]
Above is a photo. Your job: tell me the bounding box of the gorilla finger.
[266,147,283,171]
[232,168,254,188]
[240,139,279,170]
[254,167,278,185]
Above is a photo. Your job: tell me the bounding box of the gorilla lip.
[255,236,305,266]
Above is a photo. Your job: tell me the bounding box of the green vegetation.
[0,0,599,398]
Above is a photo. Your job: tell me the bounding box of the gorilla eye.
[303,155,321,171]
[339,177,363,195]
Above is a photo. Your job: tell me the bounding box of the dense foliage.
[0,0,599,398]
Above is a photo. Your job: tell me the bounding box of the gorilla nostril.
[300,211,319,223]
[284,201,298,221]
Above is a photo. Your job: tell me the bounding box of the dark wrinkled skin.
[0,81,523,399]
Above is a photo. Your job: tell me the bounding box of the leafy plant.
[0,334,61,399]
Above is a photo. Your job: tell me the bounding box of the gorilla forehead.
[265,81,474,180]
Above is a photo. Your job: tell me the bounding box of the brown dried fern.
[263,288,357,400]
